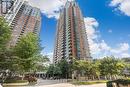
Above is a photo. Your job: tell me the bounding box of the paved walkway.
[34,79,106,87]
[40,83,75,87]
[39,83,106,87]
[78,83,106,87]
[2,79,107,87]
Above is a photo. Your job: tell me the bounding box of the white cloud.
[27,0,130,18]
[28,0,65,19]
[121,53,130,57]
[110,0,124,6]
[84,17,99,40]
[84,17,110,57]
[120,43,129,51]
[41,51,53,63]
[27,0,72,19]
[84,17,130,58]
[46,52,53,63]
[111,43,129,54]
[108,29,112,33]
[110,0,130,16]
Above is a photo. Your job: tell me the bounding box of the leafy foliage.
[0,17,11,50]
[57,59,70,78]
[32,55,50,72]
[99,56,126,76]
[71,56,126,80]
[0,17,49,80]
[0,16,11,70]
[47,59,70,78]
[14,33,40,59]
[14,33,42,72]
[47,56,126,80]
[47,64,55,77]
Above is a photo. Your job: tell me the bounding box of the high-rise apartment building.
[1,0,41,47]
[53,1,91,64]
[9,2,41,47]
[3,0,25,25]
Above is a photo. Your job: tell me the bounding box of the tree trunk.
[110,75,112,80]
[21,73,25,80]
[92,76,95,80]
[113,75,116,80]
[72,73,74,82]
[85,76,88,81]
[78,74,80,81]
[105,75,107,80]
[98,75,100,80]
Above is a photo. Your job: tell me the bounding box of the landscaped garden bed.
[3,80,29,86]
[4,80,28,83]
[72,80,107,85]
[107,79,130,87]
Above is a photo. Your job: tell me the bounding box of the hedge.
[107,79,130,87]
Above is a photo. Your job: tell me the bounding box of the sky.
[27,0,130,61]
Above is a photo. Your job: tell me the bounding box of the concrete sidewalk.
[40,83,75,87]
[39,83,106,87]
[1,83,106,87]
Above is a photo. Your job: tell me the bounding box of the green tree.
[99,56,126,80]
[72,59,92,80]
[0,17,11,50]
[0,17,12,79]
[14,33,40,58]
[57,59,70,78]
[47,59,72,79]
[53,65,62,76]
[32,55,50,72]
[90,60,101,80]
[0,49,14,70]
[47,64,55,77]
[0,16,11,70]
[14,33,41,72]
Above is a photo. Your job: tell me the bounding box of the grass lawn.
[4,80,28,83]
[72,80,108,85]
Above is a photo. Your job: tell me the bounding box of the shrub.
[107,79,130,87]
[106,81,113,87]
